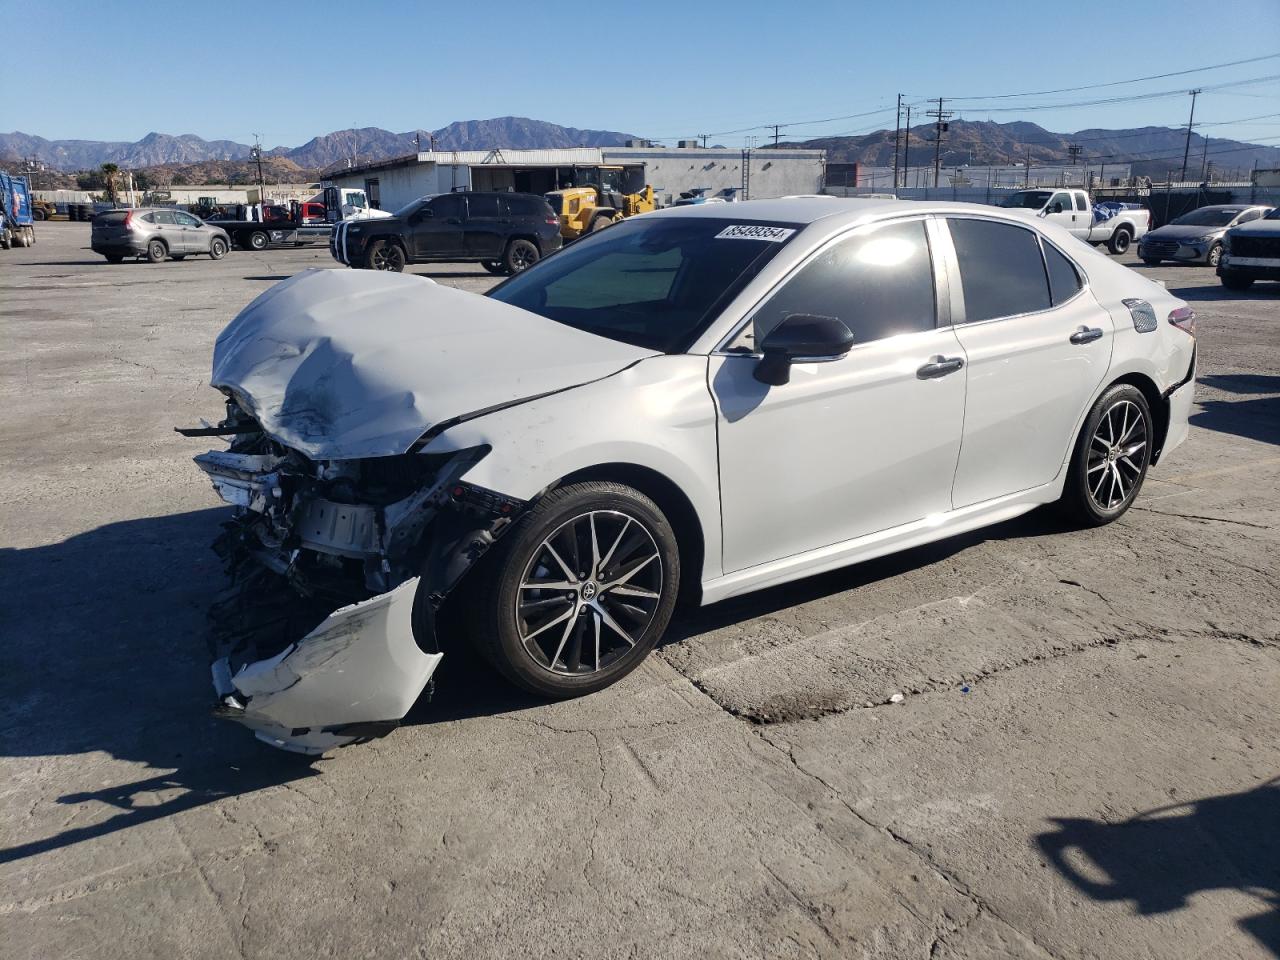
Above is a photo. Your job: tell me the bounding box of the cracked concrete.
[3,224,1279,958]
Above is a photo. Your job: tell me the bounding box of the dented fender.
[213,578,440,755]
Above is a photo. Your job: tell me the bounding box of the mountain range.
[781,119,1280,179]
[0,117,639,172]
[4,116,1276,181]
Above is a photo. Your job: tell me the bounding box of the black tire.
[1220,272,1254,291]
[466,482,680,699]
[1206,243,1223,268]
[33,208,47,221]
[1141,258,1161,266]
[247,230,269,251]
[146,239,167,263]
[481,260,508,276]
[1107,227,1132,255]
[589,213,615,232]
[171,254,186,261]
[1061,384,1152,527]
[366,240,406,272]
[210,236,228,260]
[104,254,124,264]
[503,238,539,274]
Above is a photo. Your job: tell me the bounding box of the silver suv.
[91,208,231,263]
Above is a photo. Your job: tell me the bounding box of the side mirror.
[1051,202,1064,213]
[753,314,855,386]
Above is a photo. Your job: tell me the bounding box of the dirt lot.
[3,221,1278,959]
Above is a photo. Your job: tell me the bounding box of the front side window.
[429,195,465,220]
[749,219,936,346]
[948,218,1051,322]
[1235,209,1263,224]
[174,211,201,226]
[488,217,797,352]
[154,210,178,225]
[1048,192,1072,213]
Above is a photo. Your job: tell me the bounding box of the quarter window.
[750,219,936,346]
[947,219,1051,323]
[1042,241,1082,305]
[1074,192,1089,212]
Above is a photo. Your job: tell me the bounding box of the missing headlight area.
[193,399,525,754]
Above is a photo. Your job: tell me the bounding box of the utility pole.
[698,133,709,148]
[901,104,912,191]
[1067,144,1082,165]
[768,124,782,147]
[1199,133,1210,182]
[927,98,952,188]
[414,131,421,152]
[1023,150,1031,188]
[1180,88,1200,182]
[892,93,902,190]
[250,134,266,204]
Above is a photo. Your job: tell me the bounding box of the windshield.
[393,196,433,218]
[1266,208,1280,221]
[488,217,800,352]
[1172,208,1240,227]
[999,190,1054,210]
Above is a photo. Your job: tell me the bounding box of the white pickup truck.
[998,188,1151,255]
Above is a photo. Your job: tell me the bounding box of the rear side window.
[947,219,1051,323]
[1043,241,1082,305]
[467,194,502,218]
[751,218,936,346]
[1074,192,1089,212]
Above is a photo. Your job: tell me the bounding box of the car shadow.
[1037,777,1280,956]
[0,500,1081,865]
[1199,374,1280,396]
[1191,396,1280,445]
[0,507,322,866]
[242,274,292,281]
[1167,284,1280,301]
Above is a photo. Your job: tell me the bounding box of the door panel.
[412,195,467,259]
[942,217,1112,508]
[464,194,508,258]
[153,210,187,253]
[711,217,964,574]
[1044,191,1079,237]
[712,330,967,573]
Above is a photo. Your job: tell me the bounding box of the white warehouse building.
[324,145,826,212]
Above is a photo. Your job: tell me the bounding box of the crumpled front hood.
[211,269,657,460]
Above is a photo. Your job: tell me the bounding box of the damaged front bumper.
[211,579,441,754]
[192,414,522,754]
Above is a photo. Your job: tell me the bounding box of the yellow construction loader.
[546,165,656,241]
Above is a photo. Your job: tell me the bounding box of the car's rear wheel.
[247,230,269,251]
[146,239,167,263]
[1220,272,1254,291]
[1061,384,1152,526]
[466,482,680,698]
[481,260,508,275]
[1108,227,1132,255]
[367,240,406,272]
[210,236,228,260]
[503,238,539,274]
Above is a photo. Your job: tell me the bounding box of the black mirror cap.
[753,314,854,386]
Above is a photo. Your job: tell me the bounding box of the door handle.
[1069,327,1104,345]
[916,356,965,379]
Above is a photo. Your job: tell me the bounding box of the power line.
[943,72,1280,115]
[934,52,1280,101]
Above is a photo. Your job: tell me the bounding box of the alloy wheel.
[515,510,663,675]
[1086,399,1148,510]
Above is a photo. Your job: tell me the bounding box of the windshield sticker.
[715,224,795,242]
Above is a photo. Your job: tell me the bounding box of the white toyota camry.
[193,197,1196,753]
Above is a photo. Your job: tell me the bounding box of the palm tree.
[100,163,120,205]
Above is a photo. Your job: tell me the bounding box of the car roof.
[644,196,1047,229]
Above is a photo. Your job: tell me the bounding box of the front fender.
[423,354,724,583]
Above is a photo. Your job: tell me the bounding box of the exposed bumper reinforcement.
[211,578,442,755]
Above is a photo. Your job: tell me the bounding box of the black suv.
[330,191,561,275]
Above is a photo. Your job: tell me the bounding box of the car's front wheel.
[1061,384,1152,526]
[367,240,406,272]
[1220,271,1254,290]
[467,482,680,698]
[210,236,228,260]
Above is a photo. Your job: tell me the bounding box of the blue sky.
[6,0,1278,151]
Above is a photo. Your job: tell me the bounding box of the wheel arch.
[1106,371,1169,464]
[555,462,705,607]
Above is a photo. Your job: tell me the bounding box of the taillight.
[122,211,134,229]
[1168,306,1196,337]
[545,216,557,225]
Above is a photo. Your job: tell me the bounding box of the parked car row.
[1139,204,1272,268]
